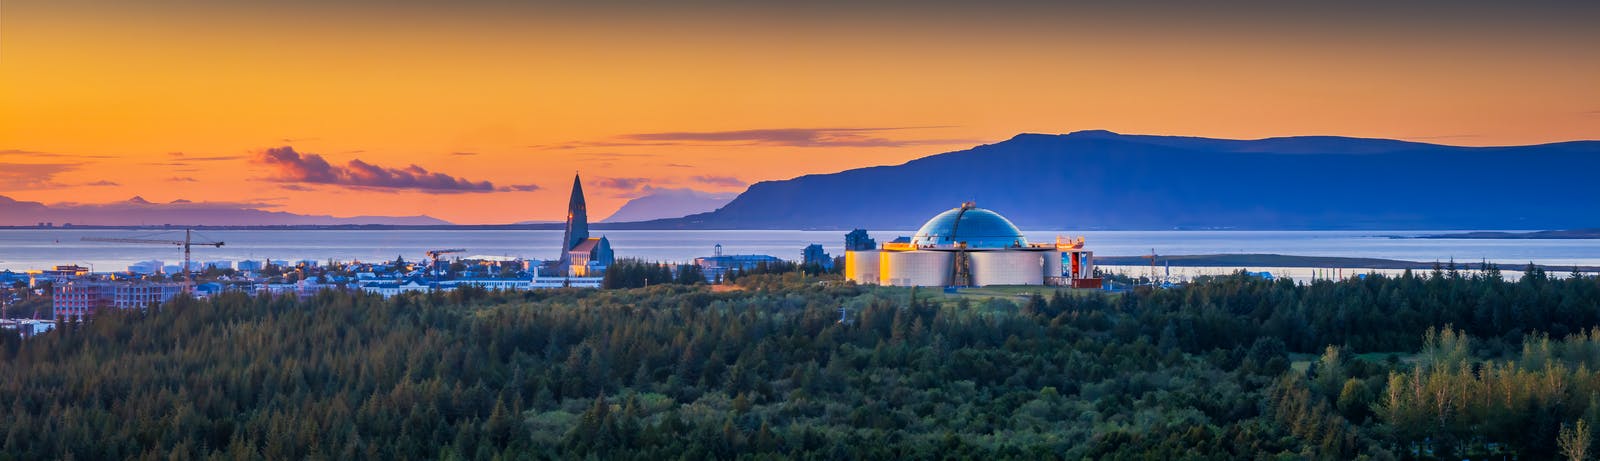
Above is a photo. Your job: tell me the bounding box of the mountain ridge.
[639,130,1600,230]
[600,188,736,223]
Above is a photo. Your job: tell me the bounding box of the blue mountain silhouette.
[651,130,1600,230]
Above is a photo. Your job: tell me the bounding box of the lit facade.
[845,203,1100,287]
[51,281,187,320]
[555,174,615,277]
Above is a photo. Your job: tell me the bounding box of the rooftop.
[911,202,1028,249]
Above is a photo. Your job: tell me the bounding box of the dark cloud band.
[253,146,538,193]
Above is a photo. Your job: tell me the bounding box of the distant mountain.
[601,188,737,223]
[0,195,452,226]
[642,130,1600,230]
[1415,229,1600,239]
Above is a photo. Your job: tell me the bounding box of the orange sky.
[2,1,1596,223]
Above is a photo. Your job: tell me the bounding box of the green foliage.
[602,259,690,289]
[1376,326,1600,459]
[0,270,1595,459]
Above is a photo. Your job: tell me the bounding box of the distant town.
[1,174,1128,340]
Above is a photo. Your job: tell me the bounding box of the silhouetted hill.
[1415,229,1600,239]
[646,131,1600,230]
[601,188,735,223]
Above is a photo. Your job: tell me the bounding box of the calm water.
[0,229,1597,273]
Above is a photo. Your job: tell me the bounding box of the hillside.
[646,131,1600,230]
[6,273,1600,459]
[601,188,736,223]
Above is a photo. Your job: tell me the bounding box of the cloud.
[167,152,242,162]
[0,194,453,226]
[577,152,660,159]
[0,149,115,159]
[664,163,695,168]
[619,126,972,148]
[594,177,651,190]
[84,180,120,186]
[533,126,974,150]
[691,175,746,187]
[167,176,198,182]
[278,184,316,191]
[0,163,80,189]
[530,142,682,150]
[253,146,538,193]
[451,152,478,156]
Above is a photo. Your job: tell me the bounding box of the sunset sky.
[2,0,1596,224]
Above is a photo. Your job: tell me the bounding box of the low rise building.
[51,281,187,320]
[259,280,325,299]
[530,276,603,289]
[128,260,164,274]
[447,278,532,291]
[695,245,785,282]
[0,319,55,339]
[803,244,834,270]
[359,279,432,298]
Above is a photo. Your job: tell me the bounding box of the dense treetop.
[0,268,1597,459]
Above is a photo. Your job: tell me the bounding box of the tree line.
[0,268,1594,459]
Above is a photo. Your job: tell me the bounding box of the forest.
[1,266,1598,460]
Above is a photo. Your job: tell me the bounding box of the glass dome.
[911,203,1028,248]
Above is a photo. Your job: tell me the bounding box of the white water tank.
[1044,251,1064,278]
[845,250,880,285]
[969,250,1045,286]
[881,250,951,286]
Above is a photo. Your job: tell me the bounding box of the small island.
[1095,253,1600,272]
[1413,229,1600,239]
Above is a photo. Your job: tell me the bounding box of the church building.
[556,174,614,277]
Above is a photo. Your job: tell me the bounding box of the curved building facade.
[880,250,952,287]
[845,202,1099,288]
[844,250,880,285]
[968,250,1046,286]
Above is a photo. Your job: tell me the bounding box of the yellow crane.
[83,229,224,288]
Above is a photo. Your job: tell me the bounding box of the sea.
[1,229,1597,282]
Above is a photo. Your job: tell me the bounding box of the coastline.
[1095,253,1600,272]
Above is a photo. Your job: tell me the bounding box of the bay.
[1,229,1597,273]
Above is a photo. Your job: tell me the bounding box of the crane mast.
[82,229,225,290]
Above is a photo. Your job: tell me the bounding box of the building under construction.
[844,202,1100,288]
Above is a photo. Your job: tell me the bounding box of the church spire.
[559,173,590,264]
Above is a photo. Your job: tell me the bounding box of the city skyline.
[2,0,1596,224]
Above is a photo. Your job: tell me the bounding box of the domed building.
[845,202,1099,287]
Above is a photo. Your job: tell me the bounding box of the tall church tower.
[558,173,590,266]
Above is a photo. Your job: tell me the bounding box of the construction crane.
[83,229,224,287]
[1142,248,1159,286]
[426,249,465,281]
